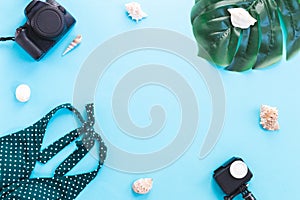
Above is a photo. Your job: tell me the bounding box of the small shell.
[125,2,148,22]
[132,178,153,194]
[15,84,31,103]
[62,35,82,56]
[260,105,280,131]
[228,8,257,29]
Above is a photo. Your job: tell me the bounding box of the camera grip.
[15,28,44,60]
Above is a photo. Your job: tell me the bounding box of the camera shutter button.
[229,160,248,179]
[58,6,66,14]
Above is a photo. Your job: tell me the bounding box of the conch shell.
[125,2,148,22]
[132,178,153,194]
[228,8,257,29]
[62,35,82,56]
[260,105,280,131]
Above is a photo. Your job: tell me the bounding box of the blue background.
[0,0,299,199]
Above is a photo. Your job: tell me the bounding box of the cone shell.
[228,8,257,29]
[132,178,153,194]
[62,35,82,56]
[125,2,148,22]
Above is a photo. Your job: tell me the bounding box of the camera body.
[15,0,76,60]
[213,157,253,196]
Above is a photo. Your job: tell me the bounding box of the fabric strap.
[0,37,15,41]
[42,103,85,126]
[54,134,95,177]
[37,103,86,163]
[37,104,106,177]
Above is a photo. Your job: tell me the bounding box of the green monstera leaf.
[191,0,300,72]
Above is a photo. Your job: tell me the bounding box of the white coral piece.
[260,105,280,131]
[132,178,153,194]
[125,2,148,22]
[15,84,31,103]
[228,8,257,29]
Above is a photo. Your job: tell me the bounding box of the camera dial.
[46,0,60,6]
[31,6,65,39]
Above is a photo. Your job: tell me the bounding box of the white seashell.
[228,8,257,29]
[132,178,153,194]
[125,2,148,22]
[62,35,82,56]
[15,84,31,103]
[260,105,280,131]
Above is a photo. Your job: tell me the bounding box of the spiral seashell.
[227,8,257,29]
[125,2,148,22]
[132,178,153,194]
[73,28,226,172]
[62,35,82,56]
[260,105,280,131]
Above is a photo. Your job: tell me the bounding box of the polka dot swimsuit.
[0,103,107,199]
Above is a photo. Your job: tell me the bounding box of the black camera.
[15,0,76,60]
[213,157,256,200]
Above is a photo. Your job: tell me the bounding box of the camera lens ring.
[229,160,248,179]
[31,6,65,39]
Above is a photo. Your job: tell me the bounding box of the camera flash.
[230,160,248,179]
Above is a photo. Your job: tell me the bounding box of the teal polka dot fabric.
[0,103,107,199]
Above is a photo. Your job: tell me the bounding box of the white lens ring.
[230,160,248,179]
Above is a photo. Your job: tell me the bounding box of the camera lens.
[229,160,248,179]
[31,7,65,39]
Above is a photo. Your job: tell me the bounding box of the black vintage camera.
[213,157,256,200]
[15,0,76,60]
